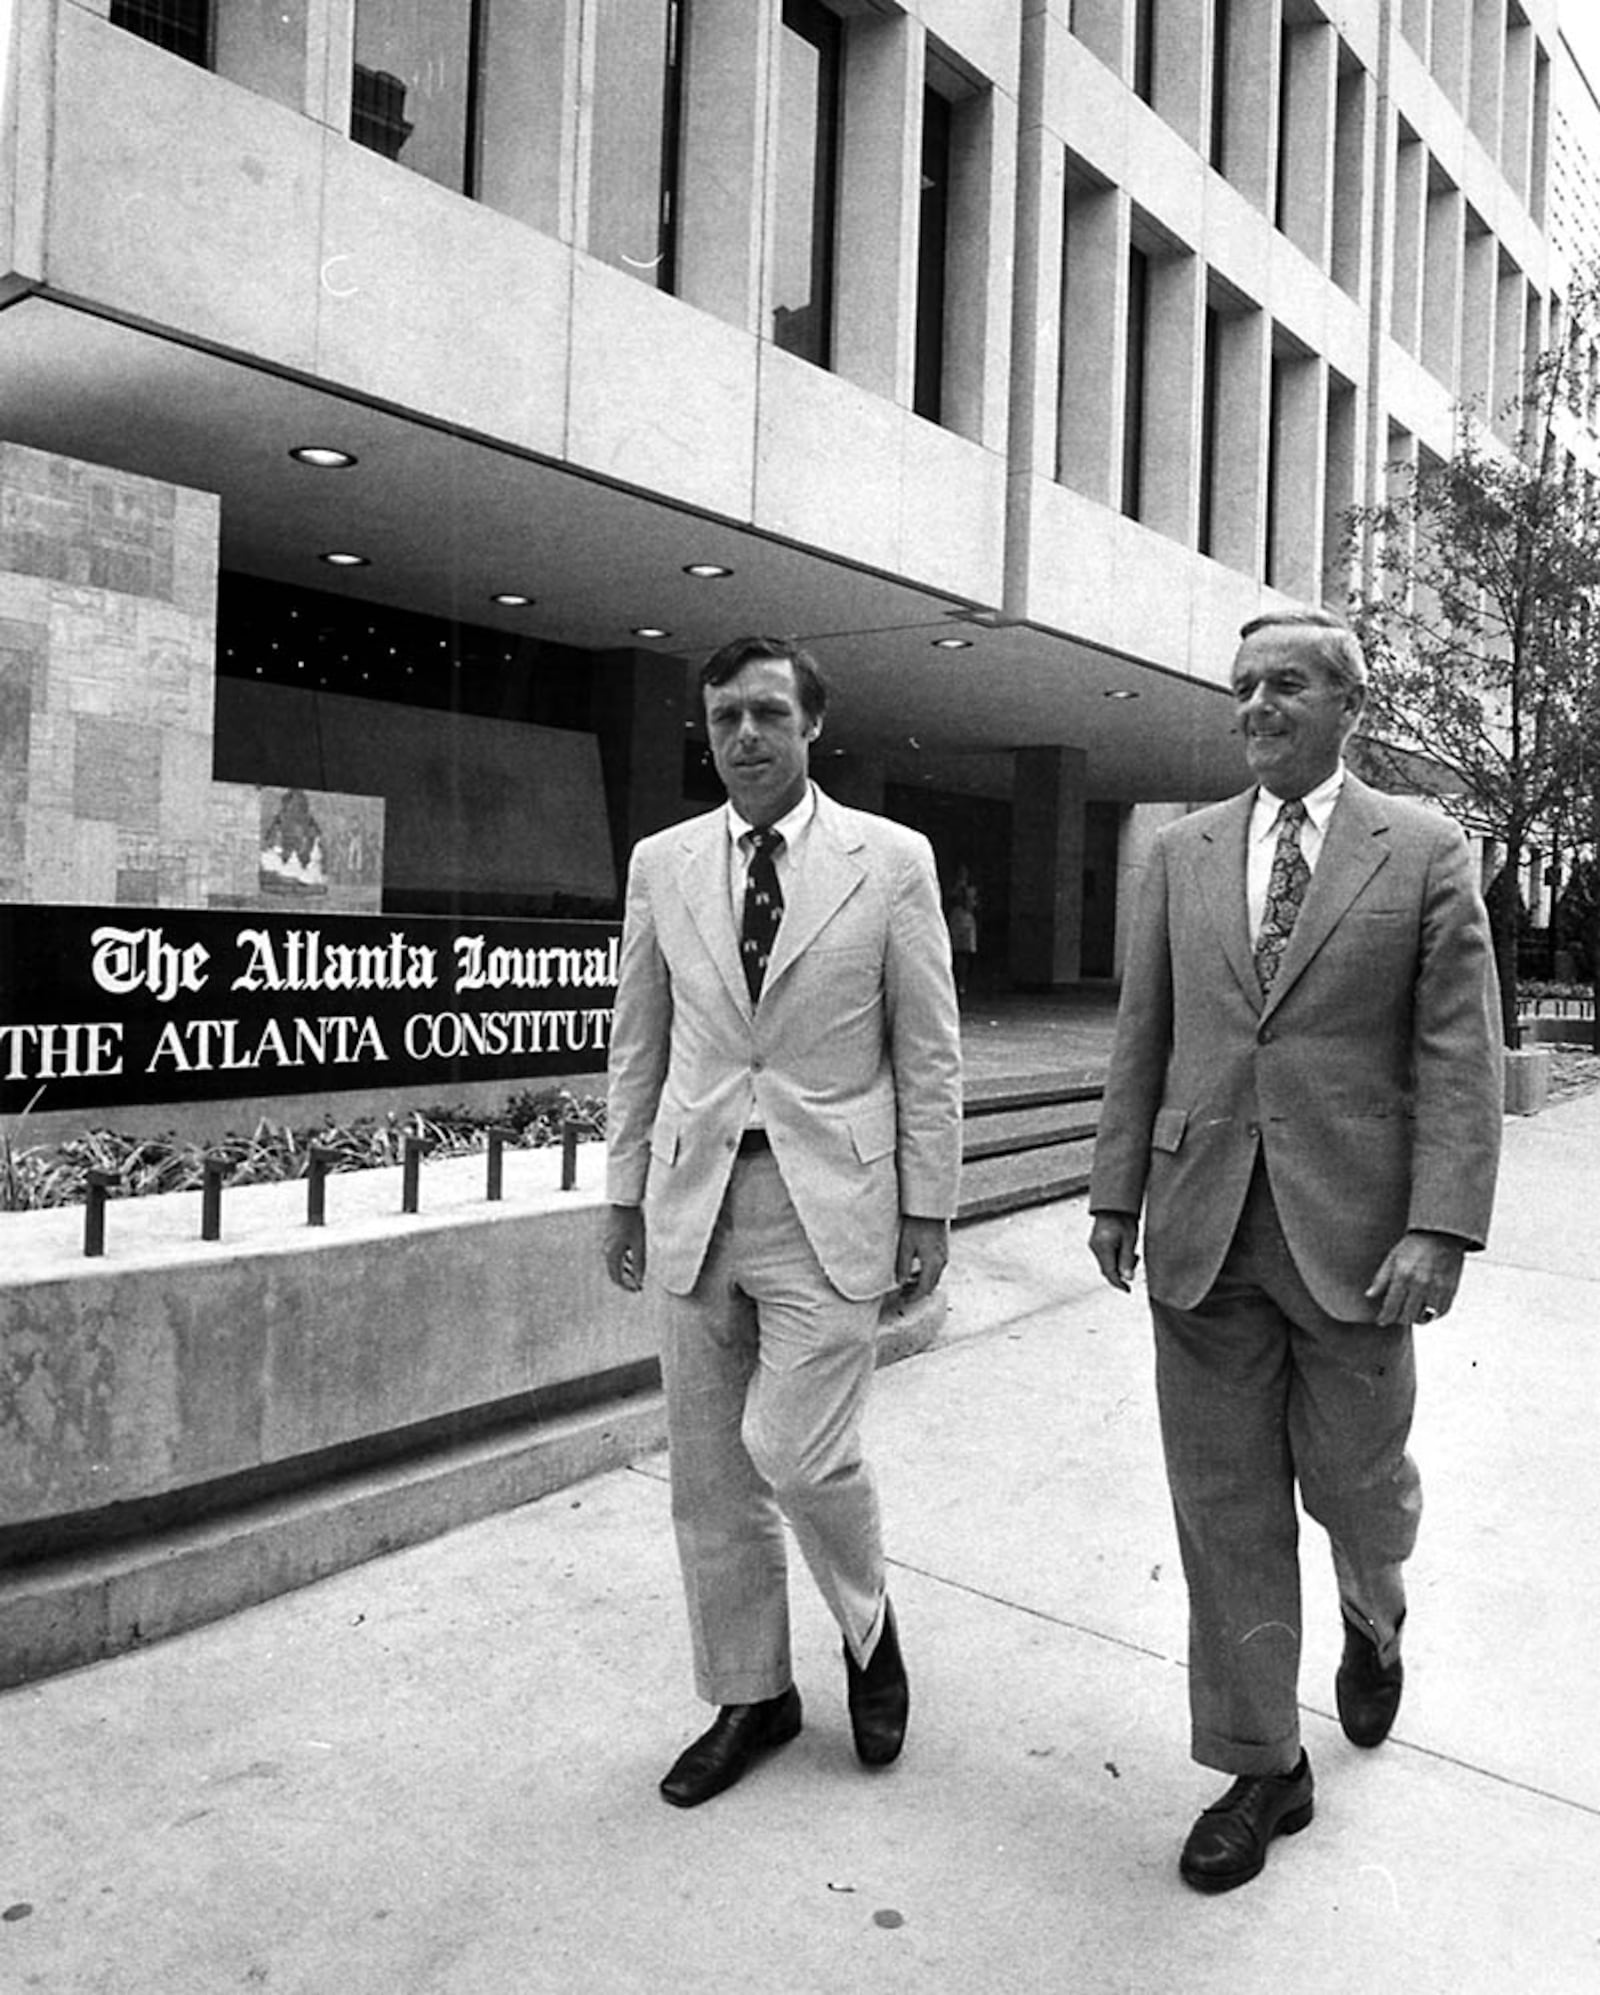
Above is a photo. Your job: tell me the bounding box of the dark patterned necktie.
[1254,799,1310,993]
[740,827,785,1002]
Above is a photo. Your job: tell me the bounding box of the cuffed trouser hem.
[696,1670,796,1707]
[1192,1729,1304,1778]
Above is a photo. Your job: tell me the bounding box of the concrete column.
[1469,0,1504,157]
[1461,218,1495,409]
[1422,179,1464,388]
[1269,349,1324,600]
[1140,250,1202,544]
[1390,130,1426,354]
[1058,178,1126,502]
[1071,0,1126,76]
[1209,304,1269,578]
[1220,0,1279,214]
[677,0,773,329]
[477,0,578,238]
[1153,1,1209,153]
[1332,60,1370,300]
[1503,19,1534,205]
[1009,746,1087,988]
[1492,263,1524,440]
[1431,0,1470,109]
[834,10,920,403]
[943,80,1015,451]
[1279,22,1336,269]
[1322,373,1358,607]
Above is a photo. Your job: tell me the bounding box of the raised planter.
[0,1146,944,1688]
[1504,1045,1552,1116]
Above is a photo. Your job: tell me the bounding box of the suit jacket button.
[1259,1025,1274,1044]
[1246,1122,1260,1139]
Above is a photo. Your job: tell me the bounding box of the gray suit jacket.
[1089,775,1502,1318]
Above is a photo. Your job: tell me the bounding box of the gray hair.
[1238,609,1367,692]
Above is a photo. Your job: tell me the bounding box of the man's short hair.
[699,635,829,724]
[1238,609,1368,693]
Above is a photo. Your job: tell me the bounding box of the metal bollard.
[560,1114,579,1191]
[486,1128,508,1203]
[401,1134,422,1214]
[200,1157,225,1241]
[307,1148,332,1227]
[84,1170,116,1258]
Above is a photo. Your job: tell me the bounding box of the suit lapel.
[675,814,751,1018]
[1262,777,1390,1012]
[761,792,865,997]
[1194,794,1260,1005]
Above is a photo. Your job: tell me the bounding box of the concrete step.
[957,1134,1097,1222]
[956,1075,1103,1221]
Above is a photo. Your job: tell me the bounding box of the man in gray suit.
[1089,610,1501,1892]
[605,635,962,1809]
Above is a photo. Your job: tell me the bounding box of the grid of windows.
[110,0,209,66]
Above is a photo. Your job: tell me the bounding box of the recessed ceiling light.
[319,551,370,567]
[932,637,971,649]
[632,625,671,639]
[1103,688,1140,700]
[492,592,536,606]
[682,563,732,579]
[291,446,357,469]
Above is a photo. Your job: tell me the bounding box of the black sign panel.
[0,906,620,1115]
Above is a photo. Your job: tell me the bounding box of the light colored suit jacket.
[606,786,963,1299]
[1089,775,1502,1320]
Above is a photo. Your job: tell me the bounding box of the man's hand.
[1364,1229,1467,1327]
[604,1204,647,1292]
[896,1215,949,1304]
[1089,1212,1140,1292]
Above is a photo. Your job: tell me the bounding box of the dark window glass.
[110,0,209,66]
[351,0,483,195]
[1122,247,1150,519]
[1133,0,1155,105]
[1199,306,1220,556]
[1265,353,1284,587]
[914,87,952,422]
[589,0,688,290]
[773,0,841,368]
[1210,0,1230,171]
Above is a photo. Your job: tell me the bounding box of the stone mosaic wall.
[0,442,382,912]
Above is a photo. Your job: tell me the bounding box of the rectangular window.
[351,0,484,196]
[1209,0,1230,172]
[1133,0,1156,104]
[589,0,688,290]
[1122,247,1150,520]
[1198,304,1220,556]
[772,0,842,369]
[914,86,952,423]
[110,0,209,66]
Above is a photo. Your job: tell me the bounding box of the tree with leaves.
[1344,274,1600,1047]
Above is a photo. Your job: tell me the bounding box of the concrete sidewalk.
[3,1088,1597,1993]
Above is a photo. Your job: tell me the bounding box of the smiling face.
[704,653,820,827]
[1231,626,1364,800]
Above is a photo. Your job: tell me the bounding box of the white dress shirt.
[724,782,816,926]
[1247,766,1344,945]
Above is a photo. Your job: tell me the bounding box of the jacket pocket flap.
[1151,1106,1189,1154]
[849,1108,897,1163]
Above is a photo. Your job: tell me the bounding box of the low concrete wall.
[0,1142,943,1686]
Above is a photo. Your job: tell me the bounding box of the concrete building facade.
[0,0,1573,1127]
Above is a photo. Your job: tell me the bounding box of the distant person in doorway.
[604,635,963,1809]
[1087,610,1501,1893]
[944,865,980,997]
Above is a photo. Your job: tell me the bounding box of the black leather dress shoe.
[845,1598,908,1766]
[1179,1752,1314,1894]
[658,1687,803,1809]
[1336,1616,1404,1747]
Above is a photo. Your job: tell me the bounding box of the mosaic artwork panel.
[0,618,46,774]
[73,714,163,833]
[0,445,176,602]
[256,786,385,912]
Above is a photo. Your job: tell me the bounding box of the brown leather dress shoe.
[1336,1615,1404,1747]
[1179,1752,1315,1894]
[845,1598,908,1766]
[658,1686,803,1808]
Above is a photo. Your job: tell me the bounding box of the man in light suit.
[1088,610,1501,1893]
[604,634,962,1809]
